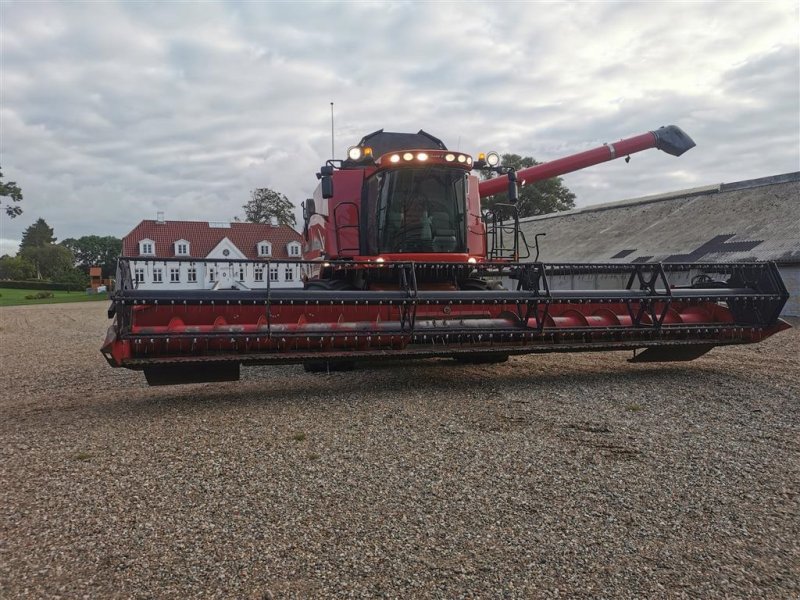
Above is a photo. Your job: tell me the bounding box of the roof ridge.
[518,171,800,224]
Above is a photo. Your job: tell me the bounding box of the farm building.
[518,172,800,316]
[122,218,305,290]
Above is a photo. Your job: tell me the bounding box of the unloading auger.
[102,126,790,385]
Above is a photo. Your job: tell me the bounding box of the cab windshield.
[364,167,468,254]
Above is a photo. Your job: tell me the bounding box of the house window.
[285,266,294,282]
[258,243,271,257]
[134,268,145,283]
[237,266,245,281]
[176,242,189,256]
[209,268,216,282]
[187,267,197,283]
[141,241,154,255]
[254,266,264,282]
[170,268,180,283]
[288,243,300,257]
[153,268,163,283]
[269,266,279,282]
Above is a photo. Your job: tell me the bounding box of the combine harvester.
[102,126,790,384]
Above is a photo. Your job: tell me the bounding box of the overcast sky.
[1,0,798,254]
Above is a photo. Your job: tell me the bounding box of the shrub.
[24,291,55,300]
[0,280,84,291]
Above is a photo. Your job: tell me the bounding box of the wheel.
[459,278,489,291]
[304,279,356,291]
[459,278,505,291]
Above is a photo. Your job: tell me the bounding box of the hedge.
[0,280,85,292]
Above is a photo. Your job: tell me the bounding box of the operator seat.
[431,210,457,252]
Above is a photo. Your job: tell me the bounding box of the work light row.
[347,145,501,167]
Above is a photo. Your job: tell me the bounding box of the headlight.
[417,152,428,161]
[403,152,414,161]
[445,153,455,162]
[486,152,500,167]
[390,154,400,163]
[457,154,466,163]
[467,257,477,264]
[347,146,362,160]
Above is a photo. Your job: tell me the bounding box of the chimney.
[270,216,278,227]
[156,211,165,224]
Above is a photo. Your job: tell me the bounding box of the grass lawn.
[0,288,109,307]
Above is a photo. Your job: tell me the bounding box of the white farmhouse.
[122,219,304,290]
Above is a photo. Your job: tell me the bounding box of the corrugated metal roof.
[518,172,800,264]
[122,220,303,259]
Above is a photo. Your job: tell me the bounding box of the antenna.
[330,102,335,160]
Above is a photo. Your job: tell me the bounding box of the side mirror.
[317,165,334,199]
[302,198,316,221]
[507,169,519,204]
[321,177,334,199]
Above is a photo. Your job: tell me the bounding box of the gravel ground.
[1,302,798,599]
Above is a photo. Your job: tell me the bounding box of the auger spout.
[478,125,696,198]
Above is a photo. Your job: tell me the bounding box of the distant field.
[0,287,108,307]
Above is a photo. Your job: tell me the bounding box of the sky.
[1,0,798,255]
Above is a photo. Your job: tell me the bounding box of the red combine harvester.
[103,126,790,385]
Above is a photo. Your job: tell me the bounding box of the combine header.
[103,126,790,384]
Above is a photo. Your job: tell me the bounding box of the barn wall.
[778,265,799,317]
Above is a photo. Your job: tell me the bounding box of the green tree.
[20,244,74,280]
[57,267,90,288]
[0,166,23,218]
[243,188,296,227]
[61,235,122,278]
[481,154,576,218]
[0,255,36,279]
[19,218,56,250]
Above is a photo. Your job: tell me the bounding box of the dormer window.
[175,240,190,256]
[287,242,301,257]
[139,239,155,256]
[258,241,272,257]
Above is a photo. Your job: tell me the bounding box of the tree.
[0,166,23,218]
[20,244,74,280]
[19,218,56,250]
[61,235,122,278]
[0,255,36,280]
[57,267,90,289]
[481,154,576,218]
[243,188,296,227]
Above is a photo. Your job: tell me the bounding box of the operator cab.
[363,167,468,254]
[309,128,514,265]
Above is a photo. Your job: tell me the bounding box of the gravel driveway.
[1,302,798,598]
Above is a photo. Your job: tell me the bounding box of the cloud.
[0,238,21,256]
[0,0,797,248]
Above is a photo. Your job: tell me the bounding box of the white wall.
[129,260,306,290]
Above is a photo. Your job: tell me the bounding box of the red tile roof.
[122,220,303,259]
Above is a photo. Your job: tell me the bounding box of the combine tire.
[459,278,505,291]
[304,279,356,291]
